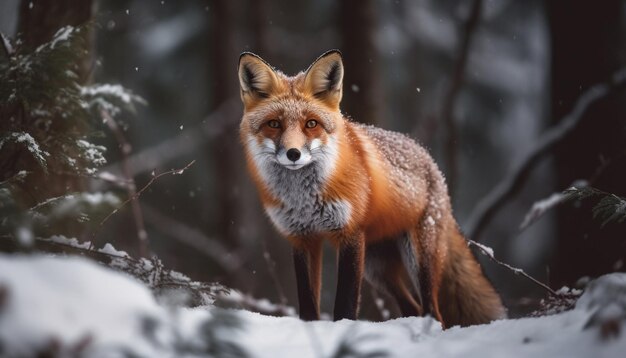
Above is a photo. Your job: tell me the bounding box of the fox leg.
[334,236,365,320]
[293,238,323,321]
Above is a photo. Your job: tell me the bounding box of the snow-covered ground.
[0,255,624,357]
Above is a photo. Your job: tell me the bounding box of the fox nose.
[286,148,301,162]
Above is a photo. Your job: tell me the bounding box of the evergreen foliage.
[0,24,144,241]
[564,186,626,227]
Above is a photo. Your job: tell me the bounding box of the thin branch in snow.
[465,67,626,241]
[92,160,196,241]
[466,238,559,296]
[101,109,150,257]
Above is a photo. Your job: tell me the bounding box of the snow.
[470,239,495,258]
[520,192,565,229]
[98,242,129,257]
[43,26,74,51]
[80,84,145,105]
[76,139,107,170]
[0,255,625,357]
[46,235,91,250]
[0,255,170,357]
[0,132,50,166]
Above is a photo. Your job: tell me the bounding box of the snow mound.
[0,255,625,357]
[0,255,212,357]
[577,273,626,339]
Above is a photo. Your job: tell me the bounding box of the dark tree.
[18,0,93,81]
[338,0,382,125]
[1,0,94,207]
[208,0,241,247]
[548,0,626,285]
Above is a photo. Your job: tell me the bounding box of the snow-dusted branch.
[467,239,558,296]
[465,67,626,241]
[93,160,196,241]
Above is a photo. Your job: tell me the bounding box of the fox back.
[238,50,506,326]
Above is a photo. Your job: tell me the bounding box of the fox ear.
[304,50,343,108]
[238,52,280,106]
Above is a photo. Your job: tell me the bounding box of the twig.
[101,109,149,257]
[466,238,558,296]
[440,0,483,197]
[92,160,196,241]
[465,67,626,241]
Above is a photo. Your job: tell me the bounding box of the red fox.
[237,50,506,327]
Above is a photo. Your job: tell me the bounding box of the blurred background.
[1,0,625,319]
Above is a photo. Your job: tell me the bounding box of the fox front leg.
[292,240,322,321]
[334,238,365,321]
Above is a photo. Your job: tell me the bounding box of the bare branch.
[467,239,559,296]
[92,160,196,241]
[465,67,626,241]
[101,109,149,257]
[440,0,483,197]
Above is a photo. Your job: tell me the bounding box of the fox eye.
[267,120,280,129]
[305,120,318,128]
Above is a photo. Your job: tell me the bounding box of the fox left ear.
[238,52,281,108]
[304,50,344,108]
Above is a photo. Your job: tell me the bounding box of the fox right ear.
[304,50,344,109]
[238,53,280,107]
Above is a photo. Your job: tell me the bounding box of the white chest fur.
[261,162,351,236]
[245,136,350,236]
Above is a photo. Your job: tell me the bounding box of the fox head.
[238,50,344,178]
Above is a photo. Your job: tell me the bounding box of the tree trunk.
[548,0,626,286]
[338,0,382,125]
[208,0,241,247]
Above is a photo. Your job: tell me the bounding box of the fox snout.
[277,145,313,170]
